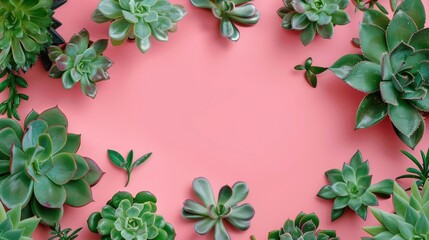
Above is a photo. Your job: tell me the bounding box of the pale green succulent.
[0,204,40,240]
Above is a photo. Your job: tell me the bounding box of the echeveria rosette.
[0,204,40,240]
[363,181,429,239]
[190,0,260,41]
[317,150,394,221]
[0,0,53,72]
[182,177,255,240]
[87,191,176,240]
[0,107,104,226]
[92,0,187,53]
[48,29,113,99]
[277,0,350,45]
[268,212,339,240]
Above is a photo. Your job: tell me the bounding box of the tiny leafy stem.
[0,70,29,120]
[107,149,152,187]
[294,57,327,88]
[49,223,82,240]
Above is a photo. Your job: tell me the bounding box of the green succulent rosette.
[190,0,260,41]
[0,0,53,71]
[268,212,338,240]
[92,0,187,53]
[277,0,350,45]
[317,150,393,221]
[87,191,176,240]
[0,204,40,240]
[363,181,429,239]
[48,29,113,99]
[0,107,104,226]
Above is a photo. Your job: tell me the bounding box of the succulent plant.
[49,223,82,240]
[92,0,187,53]
[268,212,339,240]
[108,149,152,187]
[0,204,40,240]
[190,0,260,41]
[352,0,398,13]
[363,181,429,239]
[0,107,104,226]
[0,70,29,120]
[295,57,327,87]
[317,150,394,221]
[397,149,429,190]
[87,191,176,240]
[182,177,255,240]
[277,0,350,45]
[48,29,113,98]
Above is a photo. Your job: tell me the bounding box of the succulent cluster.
[48,29,113,98]
[268,212,338,240]
[317,151,393,221]
[364,181,429,239]
[0,107,104,226]
[397,149,429,190]
[0,204,40,240]
[190,0,260,41]
[92,0,187,53]
[277,0,350,45]
[88,191,176,240]
[182,177,255,240]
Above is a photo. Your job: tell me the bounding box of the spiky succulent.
[0,204,40,240]
[397,149,429,190]
[277,0,350,45]
[190,0,260,41]
[92,0,187,53]
[182,177,255,240]
[363,181,429,239]
[0,107,104,226]
[268,212,338,240]
[48,29,113,98]
[87,191,176,240]
[317,150,393,221]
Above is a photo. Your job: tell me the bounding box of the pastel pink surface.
[3,0,429,239]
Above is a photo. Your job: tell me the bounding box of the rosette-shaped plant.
[317,150,393,221]
[268,212,338,240]
[182,177,255,240]
[190,0,260,41]
[48,29,113,98]
[92,0,187,53]
[87,191,176,240]
[0,0,53,71]
[363,181,429,239]
[0,204,40,239]
[0,107,104,226]
[277,0,350,45]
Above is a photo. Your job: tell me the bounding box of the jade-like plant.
[317,150,393,221]
[277,0,350,45]
[0,204,40,240]
[295,57,327,87]
[182,177,255,240]
[363,181,429,239]
[48,29,113,98]
[92,0,187,53]
[397,149,429,190]
[0,107,104,226]
[301,0,429,149]
[268,212,339,240]
[87,191,176,240]
[190,0,260,41]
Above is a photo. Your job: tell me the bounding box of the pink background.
[2,0,429,239]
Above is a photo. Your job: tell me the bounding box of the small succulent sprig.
[295,57,327,87]
[48,29,113,98]
[268,212,339,240]
[0,204,40,240]
[397,149,429,190]
[0,70,29,120]
[317,150,393,221]
[108,149,152,187]
[87,191,176,240]
[49,224,82,240]
[182,177,255,240]
[190,0,260,41]
[352,0,398,13]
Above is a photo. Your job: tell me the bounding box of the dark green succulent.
[0,70,29,120]
[397,149,429,190]
[48,29,113,98]
[190,0,260,41]
[87,191,176,240]
[317,150,393,221]
[182,177,255,240]
[277,0,350,45]
[49,223,82,240]
[0,204,40,240]
[268,212,339,240]
[92,0,187,53]
[352,0,398,13]
[0,107,104,226]
[295,57,327,87]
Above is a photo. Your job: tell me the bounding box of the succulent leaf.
[0,204,40,239]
